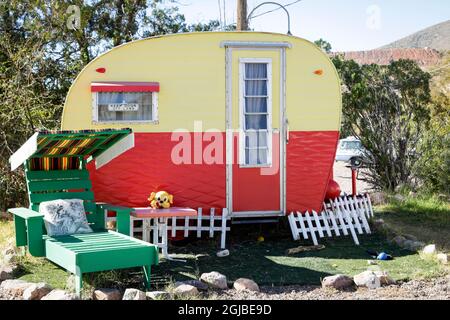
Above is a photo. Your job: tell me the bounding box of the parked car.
[335,136,366,167]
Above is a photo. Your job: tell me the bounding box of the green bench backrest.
[26,169,103,229]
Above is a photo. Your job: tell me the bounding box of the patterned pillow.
[39,199,93,236]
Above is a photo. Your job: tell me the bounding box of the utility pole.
[237,0,248,31]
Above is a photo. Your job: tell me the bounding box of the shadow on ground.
[151,224,426,288]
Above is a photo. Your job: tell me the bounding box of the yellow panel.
[62,32,341,132]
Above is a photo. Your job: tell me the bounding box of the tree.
[414,52,450,194]
[0,0,236,210]
[332,56,432,191]
[314,38,332,53]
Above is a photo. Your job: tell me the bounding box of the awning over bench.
[9,128,134,171]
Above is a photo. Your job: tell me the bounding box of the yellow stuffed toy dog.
[148,191,173,209]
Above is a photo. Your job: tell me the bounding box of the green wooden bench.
[7,129,159,298]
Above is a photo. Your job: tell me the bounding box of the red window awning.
[91,81,160,93]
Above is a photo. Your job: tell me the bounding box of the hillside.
[335,48,443,67]
[381,20,450,51]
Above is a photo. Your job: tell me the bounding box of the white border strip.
[95,133,135,169]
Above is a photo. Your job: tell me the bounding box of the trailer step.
[231,218,280,225]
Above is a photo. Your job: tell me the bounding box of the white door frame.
[222,41,290,218]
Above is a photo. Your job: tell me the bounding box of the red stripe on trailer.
[88,132,226,211]
[91,81,160,92]
[286,131,340,213]
[88,131,339,215]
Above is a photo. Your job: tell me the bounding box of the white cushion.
[39,199,93,236]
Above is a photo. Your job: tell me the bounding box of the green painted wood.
[28,179,92,192]
[27,170,89,181]
[116,209,131,236]
[8,207,44,219]
[29,191,95,203]
[12,161,158,297]
[44,238,77,273]
[27,217,45,257]
[75,246,158,273]
[13,214,27,247]
[143,265,151,290]
[44,231,158,273]
[83,202,97,213]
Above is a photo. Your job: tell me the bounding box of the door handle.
[286,118,289,144]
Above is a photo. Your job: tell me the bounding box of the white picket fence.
[106,208,231,249]
[288,194,374,245]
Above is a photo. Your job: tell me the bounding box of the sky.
[175,0,450,52]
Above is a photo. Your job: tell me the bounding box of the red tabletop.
[131,207,197,218]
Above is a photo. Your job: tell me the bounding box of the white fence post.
[287,194,373,246]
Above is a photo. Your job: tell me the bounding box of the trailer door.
[224,43,288,217]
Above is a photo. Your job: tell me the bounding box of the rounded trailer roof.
[62,31,342,133]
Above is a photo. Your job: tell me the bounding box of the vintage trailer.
[61,31,342,219]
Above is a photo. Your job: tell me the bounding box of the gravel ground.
[333,161,372,194]
[211,275,450,300]
[2,276,448,300]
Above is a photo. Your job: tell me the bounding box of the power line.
[250,0,303,19]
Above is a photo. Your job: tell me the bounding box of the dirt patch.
[211,275,450,300]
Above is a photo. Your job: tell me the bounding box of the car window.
[340,141,361,150]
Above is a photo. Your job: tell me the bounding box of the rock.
[233,278,260,292]
[369,192,387,205]
[2,253,18,265]
[391,235,406,246]
[367,260,378,265]
[353,271,381,289]
[402,234,418,241]
[2,245,18,257]
[0,279,34,298]
[422,244,436,255]
[146,290,171,300]
[200,271,228,290]
[403,239,424,251]
[436,253,449,265]
[122,288,146,300]
[216,249,230,257]
[22,283,52,300]
[393,194,405,202]
[65,274,76,293]
[93,288,122,300]
[173,284,199,298]
[373,271,396,286]
[41,289,77,300]
[0,265,17,281]
[321,274,354,290]
[175,280,208,291]
[373,219,385,227]
[408,241,425,251]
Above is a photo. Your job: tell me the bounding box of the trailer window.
[93,92,158,123]
[239,60,272,167]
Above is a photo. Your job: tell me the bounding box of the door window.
[240,60,272,166]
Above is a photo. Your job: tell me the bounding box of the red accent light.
[96,68,106,73]
[314,69,323,75]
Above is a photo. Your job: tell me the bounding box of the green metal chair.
[7,129,158,297]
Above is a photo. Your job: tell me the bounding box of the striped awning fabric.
[10,128,133,171]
